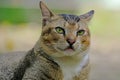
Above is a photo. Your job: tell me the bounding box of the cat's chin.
[63,50,76,56]
[53,51,77,57]
[51,49,76,57]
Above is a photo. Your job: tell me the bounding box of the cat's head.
[39,1,94,57]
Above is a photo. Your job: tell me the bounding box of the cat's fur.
[0,1,94,80]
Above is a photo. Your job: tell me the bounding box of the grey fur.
[60,14,80,23]
[0,48,62,80]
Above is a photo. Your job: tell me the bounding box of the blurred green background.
[0,0,120,80]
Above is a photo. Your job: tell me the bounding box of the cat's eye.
[77,30,85,36]
[55,27,65,34]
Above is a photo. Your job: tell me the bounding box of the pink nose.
[66,38,76,45]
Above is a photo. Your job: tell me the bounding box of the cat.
[0,1,94,80]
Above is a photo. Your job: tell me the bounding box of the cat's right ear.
[39,1,55,26]
[79,10,94,23]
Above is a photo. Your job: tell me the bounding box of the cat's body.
[0,49,62,80]
[0,1,94,80]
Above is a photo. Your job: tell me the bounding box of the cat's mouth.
[56,45,75,52]
[64,45,75,51]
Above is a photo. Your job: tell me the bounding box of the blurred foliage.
[0,8,41,24]
[89,9,120,37]
[0,8,78,24]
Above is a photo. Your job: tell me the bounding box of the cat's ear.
[79,10,94,23]
[39,1,55,18]
[39,1,55,26]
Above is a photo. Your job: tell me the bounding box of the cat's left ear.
[79,10,94,23]
[39,1,56,26]
[39,1,55,18]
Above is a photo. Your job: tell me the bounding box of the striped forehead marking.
[60,14,80,23]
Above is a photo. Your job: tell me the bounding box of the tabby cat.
[0,1,94,80]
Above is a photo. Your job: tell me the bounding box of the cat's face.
[39,1,94,57]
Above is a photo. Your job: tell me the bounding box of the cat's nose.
[66,38,76,45]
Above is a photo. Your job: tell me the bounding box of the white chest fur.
[53,54,89,80]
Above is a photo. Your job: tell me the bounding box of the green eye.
[55,27,64,34]
[77,30,85,36]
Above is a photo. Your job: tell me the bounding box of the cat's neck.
[52,50,89,66]
[33,39,41,53]
[33,38,48,53]
[53,52,89,80]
